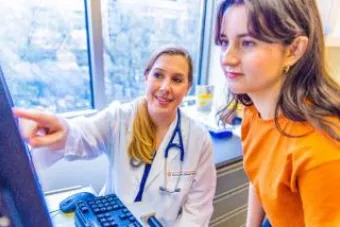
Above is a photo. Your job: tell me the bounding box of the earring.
[283,65,291,74]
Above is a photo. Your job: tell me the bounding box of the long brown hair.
[215,0,340,140]
[128,46,193,164]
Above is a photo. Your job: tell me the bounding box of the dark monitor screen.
[0,66,53,226]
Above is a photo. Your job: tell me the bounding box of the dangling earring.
[283,65,291,74]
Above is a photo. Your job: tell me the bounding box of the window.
[0,0,92,112]
[0,0,210,112]
[101,0,206,103]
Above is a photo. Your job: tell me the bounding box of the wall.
[327,46,340,83]
[37,155,108,193]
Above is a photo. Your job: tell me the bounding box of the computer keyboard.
[74,194,142,227]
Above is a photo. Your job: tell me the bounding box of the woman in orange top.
[214,0,340,226]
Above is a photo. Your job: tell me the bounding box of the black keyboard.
[74,194,142,227]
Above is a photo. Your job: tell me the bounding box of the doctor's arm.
[61,102,121,159]
[174,133,217,227]
[13,102,120,167]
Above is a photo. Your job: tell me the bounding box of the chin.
[229,86,247,94]
[151,103,176,115]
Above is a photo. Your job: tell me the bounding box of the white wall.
[327,47,340,84]
[37,155,108,193]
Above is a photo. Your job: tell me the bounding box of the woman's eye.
[220,39,229,49]
[173,77,183,83]
[241,39,256,48]
[153,72,163,78]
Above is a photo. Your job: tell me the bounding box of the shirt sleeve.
[63,101,122,160]
[174,131,217,227]
[298,160,340,226]
[30,101,123,168]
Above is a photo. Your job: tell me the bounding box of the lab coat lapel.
[126,113,147,190]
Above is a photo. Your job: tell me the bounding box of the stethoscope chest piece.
[130,158,143,168]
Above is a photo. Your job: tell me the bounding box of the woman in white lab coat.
[14,46,217,227]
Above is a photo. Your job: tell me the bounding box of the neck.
[249,90,281,120]
[151,111,177,131]
[150,110,177,149]
[248,77,285,120]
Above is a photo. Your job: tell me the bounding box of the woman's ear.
[285,36,309,66]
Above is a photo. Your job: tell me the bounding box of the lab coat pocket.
[158,187,182,226]
[159,173,196,225]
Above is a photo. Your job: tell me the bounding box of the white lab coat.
[38,100,216,226]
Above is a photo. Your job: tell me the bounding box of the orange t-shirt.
[242,105,340,227]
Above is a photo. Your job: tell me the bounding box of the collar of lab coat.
[128,108,190,189]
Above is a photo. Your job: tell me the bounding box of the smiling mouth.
[155,96,173,105]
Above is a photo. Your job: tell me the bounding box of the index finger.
[12,108,57,127]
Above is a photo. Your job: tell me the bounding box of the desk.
[44,185,96,227]
[209,133,248,227]
[181,105,243,169]
[212,134,242,169]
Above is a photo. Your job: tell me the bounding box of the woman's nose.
[160,79,171,92]
[220,46,239,67]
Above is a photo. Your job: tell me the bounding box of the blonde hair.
[128,98,156,164]
[128,45,193,164]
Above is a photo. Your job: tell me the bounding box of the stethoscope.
[133,109,184,202]
[159,108,184,194]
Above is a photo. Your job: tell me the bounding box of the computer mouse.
[59,192,96,213]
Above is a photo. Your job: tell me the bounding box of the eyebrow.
[153,68,186,77]
[220,33,253,39]
[173,73,185,78]
[153,68,165,71]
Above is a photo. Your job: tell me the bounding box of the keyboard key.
[107,216,114,221]
[97,214,105,218]
[99,217,107,223]
[109,222,117,227]
[100,207,107,212]
[119,214,127,220]
[93,208,101,214]
[122,208,128,213]
[81,207,89,213]
[88,200,95,205]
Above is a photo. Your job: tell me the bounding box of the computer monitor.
[0,66,53,226]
